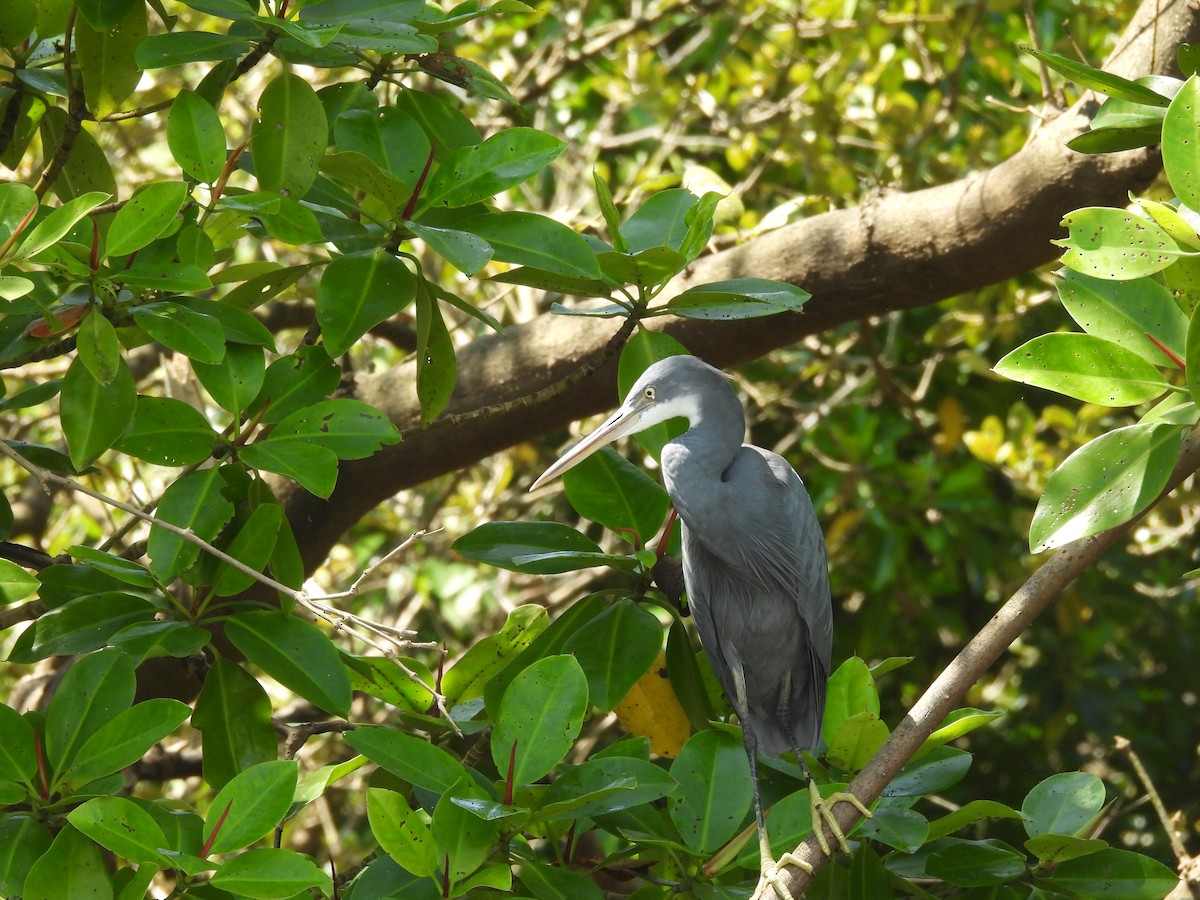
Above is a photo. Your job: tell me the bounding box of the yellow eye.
[644,386,656,401]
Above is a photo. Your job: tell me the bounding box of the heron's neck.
[667,385,745,477]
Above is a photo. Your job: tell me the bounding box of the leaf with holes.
[1054,207,1186,279]
[993,333,1170,406]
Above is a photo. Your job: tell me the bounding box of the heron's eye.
[643,386,656,401]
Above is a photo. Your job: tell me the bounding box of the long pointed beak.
[529,399,650,491]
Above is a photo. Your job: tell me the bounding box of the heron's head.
[529,354,720,490]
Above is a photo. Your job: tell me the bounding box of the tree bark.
[280,0,1200,570]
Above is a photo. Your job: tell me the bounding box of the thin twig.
[1114,736,1193,867]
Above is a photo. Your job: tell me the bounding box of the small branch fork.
[763,424,1200,898]
[0,441,456,728]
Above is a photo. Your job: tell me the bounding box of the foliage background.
[1,0,1198,896]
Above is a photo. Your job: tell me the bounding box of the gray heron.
[530,354,870,900]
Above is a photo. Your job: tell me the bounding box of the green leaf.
[168,89,226,183]
[1025,833,1108,863]
[204,760,298,855]
[1056,269,1188,365]
[916,707,1004,757]
[31,591,155,658]
[0,0,36,47]
[459,211,600,278]
[0,702,36,786]
[1045,848,1179,898]
[1022,771,1106,838]
[562,446,671,543]
[15,191,110,260]
[251,72,327,198]
[20,825,110,900]
[193,657,277,790]
[443,604,549,707]
[132,299,226,363]
[1055,207,1184,280]
[192,342,266,413]
[256,345,340,424]
[926,837,1026,887]
[75,1,147,119]
[1023,48,1172,106]
[0,816,52,899]
[414,279,456,424]
[0,558,39,605]
[136,31,251,67]
[821,656,880,746]
[60,698,191,786]
[520,858,604,900]
[334,107,430,186]
[61,355,135,470]
[394,88,481,160]
[491,655,589,784]
[44,648,135,774]
[317,248,417,356]
[67,796,168,865]
[367,788,438,877]
[666,277,811,319]
[107,182,189,258]
[1030,423,1184,553]
[926,799,1026,842]
[993,333,1170,406]
[825,711,890,772]
[490,265,614,298]
[1163,75,1200,212]
[240,440,339,498]
[539,755,677,821]
[622,189,699,253]
[344,655,435,712]
[1134,197,1200,250]
[179,296,276,348]
[597,246,687,288]
[593,169,627,251]
[854,806,929,853]
[211,503,285,596]
[453,521,632,574]
[319,149,411,210]
[561,599,663,711]
[77,307,121,385]
[211,848,331,898]
[75,0,137,30]
[116,396,218,466]
[267,399,400,459]
[38,108,116,201]
[432,777,501,884]
[225,609,352,717]
[405,220,492,276]
[666,620,713,732]
[883,746,972,798]
[418,127,565,212]
[668,729,751,853]
[146,467,236,581]
[1186,301,1200,406]
[344,725,470,795]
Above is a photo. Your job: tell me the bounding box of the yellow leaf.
[613,652,692,758]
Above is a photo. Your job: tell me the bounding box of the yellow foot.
[809,781,873,857]
[749,850,812,900]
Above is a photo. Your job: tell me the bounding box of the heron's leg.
[729,664,809,900]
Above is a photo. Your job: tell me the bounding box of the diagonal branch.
[766,424,1200,897]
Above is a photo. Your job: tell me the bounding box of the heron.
[530,354,870,900]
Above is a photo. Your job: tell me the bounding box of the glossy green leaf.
[30,591,155,658]
[414,282,456,424]
[38,108,116,201]
[107,182,189,257]
[1186,302,1200,405]
[60,354,135,470]
[1068,124,1164,153]
[453,521,633,574]
[0,816,51,899]
[821,656,880,746]
[854,806,929,853]
[0,558,39,604]
[1030,422,1184,553]
[593,169,627,252]
[925,799,1026,842]
[193,658,276,791]
[240,440,339,498]
[993,333,1170,406]
[1045,848,1180,898]
[168,89,226,183]
[60,698,190,787]
[343,656,434,713]
[666,277,811,319]
[225,609,352,717]
[21,825,110,900]
[76,307,121,385]
[404,220,492,275]
[1025,833,1108,863]
[367,788,438,877]
[1022,771,1106,838]
[432,777,501,884]
[561,599,663,711]
[132,299,225,363]
[459,211,600,278]
[0,702,36,786]
[491,265,613,297]
[926,837,1026,887]
[0,0,35,47]
[317,248,416,356]
[666,619,713,732]
[319,150,410,210]
[204,760,298,855]
[418,127,565,212]
[121,261,212,292]
[442,604,549,706]
[116,396,218,466]
[491,654,589,784]
[334,107,430,185]
[1054,207,1184,279]
[597,246,687,288]
[668,729,751,853]
[916,707,1004,757]
[251,72,327,198]
[622,189,699,253]
[210,847,331,898]
[256,345,340,424]
[1024,48,1171,106]
[825,711,890,772]
[192,342,265,413]
[44,648,135,774]
[146,467,236,580]
[679,190,722,262]
[538,755,677,821]
[1057,269,1188,366]
[344,725,470,795]
[266,398,400,460]
[136,31,251,67]
[519,858,604,900]
[617,331,690,460]
[67,796,168,865]
[562,446,671,544]
[883,746,972,798]
[211,503,284,596]
[15,193,110,260]
[75,0,137,29]
[178,296,276,348]
[1163,75,1200,212]
[1134,197,1200,250]
[75,2,146,118]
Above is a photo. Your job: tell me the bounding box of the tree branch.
[768,423,1200,896]
[278,0,1200,572]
